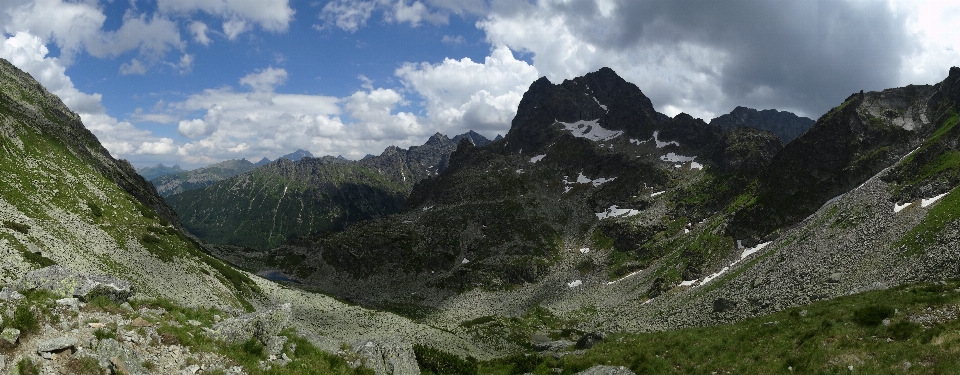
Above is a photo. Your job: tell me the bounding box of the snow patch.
[516,169,524,174]
[567,280,583,288]
[605,269,643,285]
[894,202,912,213]
[529,154,546,163]
[461,258,470,264]
[579,248,590,254]
[660,153,697,163]
[679,280,698,287]
[921,193,949,207]
[562,172,616,193]
[690,162,704,170]
[560,120,623,142]
[650,191,666,197]
[739,241,771,261]
[596,205,641,220]
[684,228,690,234]
[653,131,679,148]
[629,139,646,145]
[592,97,608,112]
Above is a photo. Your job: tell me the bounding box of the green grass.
[2,220,29,234]
[896,186,960,255]
[476,280,960,374]
[415,344,479,375]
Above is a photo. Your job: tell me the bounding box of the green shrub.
[141,233,162,244]
[240,337,265,358]
[413,344,478,375]
[65,357,102,375]
[851,305,894,326]
[94,328,116,340]
[17,358,41,375]
[888,320,919,340]
[20,249,56,268]
[12,303,39,333]
[2,220,29,234]
[87,202,103,218]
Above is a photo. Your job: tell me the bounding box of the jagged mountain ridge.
[167,131,491,251]
[263,65,960,342]
[136,163,184,181]
[709,106,815,144]
[150,158,257,197]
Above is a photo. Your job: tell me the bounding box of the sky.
[1,0,958,169]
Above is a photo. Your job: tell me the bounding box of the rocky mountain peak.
[710,106,815,144]
[503,67,662,153]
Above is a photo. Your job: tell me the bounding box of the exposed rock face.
[352,339,421,375]
[0,328,19,347]
[710,106,815,144]
[36,336,78,354]
[137,164,184,181]
[150,159,256,197]
[13,266,134,302]
[168,131,489,250]
[207,303,291,345]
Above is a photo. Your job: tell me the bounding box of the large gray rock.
[0,328,20,346]
[352,339,421,375]
[576,365,636,375]
[13,266,134,302]
[0,287,24,301]
[37,336,78,353]
[207,303,291,345]
[92,338,151,375]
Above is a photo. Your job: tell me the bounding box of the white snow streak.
[567,280,583,288]
[653,131,679,148]
[560,120,623,141]
[529,154,546,163]
[660,153,697,163]
[894,202,912,213]
[595,205,641,220]
[593,97,608,112]
[690,162,704,170]
[650,191,666,197]
[921,193,949,207]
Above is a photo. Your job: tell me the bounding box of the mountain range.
[2,53,960,374]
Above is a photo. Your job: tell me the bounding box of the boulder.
[1,328,20,347]
[207,303,291,345]
[93,338,150,374]
[56,297,80,310]
[575,332,605,349]
[263,335,288,356]
[576,365,636,375]
[37,336,77,354]
[13,266,134,302]
[534,340,574,352]
[0,288,24,301]
[352,339,421,375]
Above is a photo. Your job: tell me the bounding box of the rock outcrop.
[351,339,421,375]
[12,265,134,302]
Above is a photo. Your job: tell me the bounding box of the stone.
[263,335,288,356]
[56,297,80,310]
[94,338,150,374]
[89,322,106,329]
[827,273,842,283]
[575,365,636,375]
[13,266,134,302]
[352,339,421,375]
[182,364,201,375]
[131,317,152,327]
[187,320,202,326]
[0,288,24,301]
[37,336,78,353]
[207,303,291,345]
[534,340,573,352]
[0,328,20,346]
[575,332,605,349]
[0,354,5,370]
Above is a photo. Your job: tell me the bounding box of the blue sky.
[1,0,958,169]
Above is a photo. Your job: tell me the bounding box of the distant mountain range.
[164,131,492,250]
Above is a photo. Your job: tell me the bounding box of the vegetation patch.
[896,186,960,255]
[474,280,960,374]
[414,344,479,375]
[2,220,29,234]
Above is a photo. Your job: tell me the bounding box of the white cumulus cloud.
[396,45,539,136]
